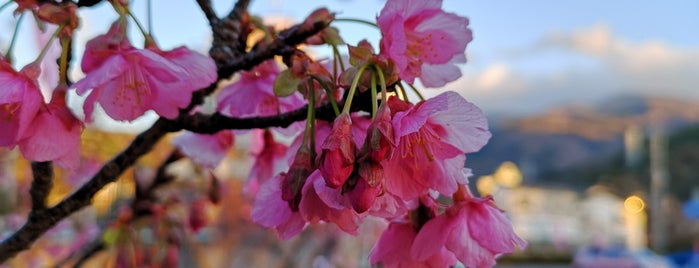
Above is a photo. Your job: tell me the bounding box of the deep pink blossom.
[74,44,215,121]
[382,92,490,200]
[299,170,361,234]
[244,130,289,197]
[411,187,527,267]
[0,62,44,147]
[370,222,457,267]
[251,174,307,240]
[81,19,132,74]
[149,46,217,115]
[217,60,304,118]
[18,88,83,169]
[377,0,472,87]
[318,113,356,188]
[172,130,234,169]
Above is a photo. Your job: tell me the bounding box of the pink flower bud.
[281,145,313,211]
[319,113,356,188]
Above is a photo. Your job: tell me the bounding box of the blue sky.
[2,0,698,121]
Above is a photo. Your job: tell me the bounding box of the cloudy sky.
[3,0,698,120]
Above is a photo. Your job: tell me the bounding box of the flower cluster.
[0,0,525,266]
[242,0,526,267]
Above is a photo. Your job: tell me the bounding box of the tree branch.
[0,7,329,263]
[62,150,184,267]
[0,119,171,261]
[196,0,219,27]
[29,162,53,211]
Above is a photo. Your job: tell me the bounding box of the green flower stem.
[0,1,12,13]
[406,82,425,101]
[396,83,408,101]
[147,0,153,35]
[342,63,369,114]
[125,6,152,41]
[331,44,346,71]
[34,24,66,65]
[5,11,25,61]
[333,18,379,28]
[307,80,317,162]
[309,75,340,116]
[370,71,378,119]
[374,65,388,102]
[58,38,70,85]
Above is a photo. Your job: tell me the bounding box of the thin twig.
[195,0,219,26]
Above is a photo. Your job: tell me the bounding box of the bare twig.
[195,0,219,26]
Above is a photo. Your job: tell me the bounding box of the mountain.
[466,95,699,184]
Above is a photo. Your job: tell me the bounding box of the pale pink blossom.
[369,222,457,267]
[0,62,44,147]
[18,88,83,169]
[411,187,527,268]
[377,0,472,87]
[172,130,234,169]
[382,91,490,200]
[251,174,307,239]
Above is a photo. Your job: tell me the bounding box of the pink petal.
[251,175,292,227]
[410,213,456,260]
[467,200,528,253]
[173,131,234,169]
[423,91,491,153]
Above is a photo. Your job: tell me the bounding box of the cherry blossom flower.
[18,88,83,169]
[74,32,215,121]
[0,62,43,147]
[377,0,472,87]
[74,49,187,121]
[370,222,457,267]
[382,91,490,200]
[411,186,527,267]
[172,130,234,169]
[299,170,361,234]
[217,60,304,118]
[251,174,307,240]
[244,130,289,197]
[81,19,132,73]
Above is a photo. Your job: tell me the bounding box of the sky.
[2,0,698,125]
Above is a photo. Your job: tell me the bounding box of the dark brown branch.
[0,119,171,261]
[0,4,329,263]
[189,19,329,110]
[65,150,183,267]
[29,162,53,211]
[217,18,328,77]
[177,102,335,134]
[196,0,219,26]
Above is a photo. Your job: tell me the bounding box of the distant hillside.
[467,96,699,183]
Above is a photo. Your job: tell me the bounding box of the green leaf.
[274,69,302,97]
[102,228,120,246]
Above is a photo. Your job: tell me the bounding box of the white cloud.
[445,23,699,117]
